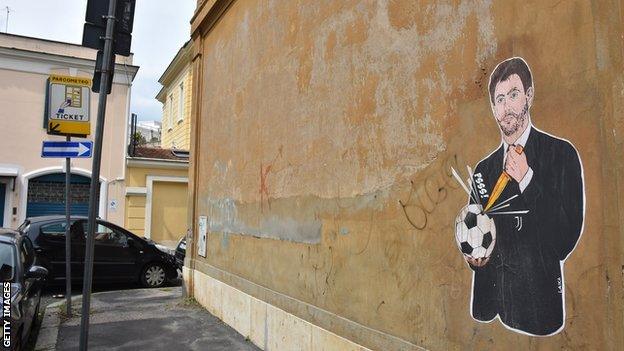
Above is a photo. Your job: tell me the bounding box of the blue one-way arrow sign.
[42,140,93,158]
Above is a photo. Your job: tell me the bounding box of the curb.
[34,297,80,351]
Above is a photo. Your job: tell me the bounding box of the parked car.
[18,216,178,288]
[0,229,48,351]
[174,236,186,269]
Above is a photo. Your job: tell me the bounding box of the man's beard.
[499,103,529,136]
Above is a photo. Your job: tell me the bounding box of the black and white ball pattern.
[455,204,496,259]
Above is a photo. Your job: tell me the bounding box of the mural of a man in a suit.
[464,57,585,336]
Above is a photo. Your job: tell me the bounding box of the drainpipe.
[128,113,137,157]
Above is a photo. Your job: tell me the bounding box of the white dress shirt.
[502,123,533,193]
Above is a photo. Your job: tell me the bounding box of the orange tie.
[483,144,524,212]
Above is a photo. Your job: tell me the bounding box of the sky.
[0,0,196,121]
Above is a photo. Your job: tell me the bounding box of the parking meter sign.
[47,75,92,137]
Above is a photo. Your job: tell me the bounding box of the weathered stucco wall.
[189,0,624,349]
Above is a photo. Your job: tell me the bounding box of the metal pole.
[79,0,117,349]
[65,135,72,317]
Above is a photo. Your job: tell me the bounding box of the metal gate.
[26,173,99,218]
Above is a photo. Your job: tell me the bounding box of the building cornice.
[155,65,191,103]
[0,32,135,56]
[155,85,166,103]
[158,41,192,86]
[0,46,139,85]
[126,157,189,170]
[125,186,147,196]
[191,0,237,38]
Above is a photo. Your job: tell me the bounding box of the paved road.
[54,287,260,351]
[40,275,183,308]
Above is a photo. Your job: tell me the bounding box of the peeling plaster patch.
[474,0,497,65]
[200,0,497,202]
[207,198,238,231]
[213,160,229,179]
[593,24,608,71]
[205,188,390,243]
[205,197,321,243]
[209,160,243,200]
[312,0,495,196]
[260,216,321,243]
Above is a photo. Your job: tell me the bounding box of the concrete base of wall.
[184,266,371,351]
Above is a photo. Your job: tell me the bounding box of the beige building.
[184,1,624,350]
[157,41,193,151]
[0,33,138,228]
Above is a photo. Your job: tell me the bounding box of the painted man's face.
[492,74,533,136]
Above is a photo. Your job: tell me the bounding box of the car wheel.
[140,263,167,288]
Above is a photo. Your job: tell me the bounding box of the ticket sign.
[47,75,92,136]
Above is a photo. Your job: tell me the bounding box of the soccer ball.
[455,204,496,259]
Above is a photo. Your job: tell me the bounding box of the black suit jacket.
[469,127,584,335]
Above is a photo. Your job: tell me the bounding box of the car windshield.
[0,243,15,282]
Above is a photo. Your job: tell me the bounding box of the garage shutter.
[26,173,98,218]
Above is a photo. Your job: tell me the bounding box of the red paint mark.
[260,163,272,212]
[259,146,283,212]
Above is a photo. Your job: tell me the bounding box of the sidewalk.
[36,287,260,351]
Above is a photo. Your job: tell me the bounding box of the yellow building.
[124,147,188,248]
[156,41,193,151]
[123,42,193,248]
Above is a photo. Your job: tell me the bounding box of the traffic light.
[85,0,135,33]
[82,0,135,93]
[91,50,116,94]
[82,24,131,57]
[82,0,135,55]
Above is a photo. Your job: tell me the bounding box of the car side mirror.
[25,265,48,280]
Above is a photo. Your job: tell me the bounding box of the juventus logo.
[514,216,523,231]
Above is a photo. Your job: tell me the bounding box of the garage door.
[26,173,99,218]
[150,181,187,248]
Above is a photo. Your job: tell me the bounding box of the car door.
[69,220,86,282]
[38,220,84,283]
[19,237,38,335]
[91,221,137,281]
[37,221,68,282]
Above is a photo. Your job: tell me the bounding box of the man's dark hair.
[488,57,532,103]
